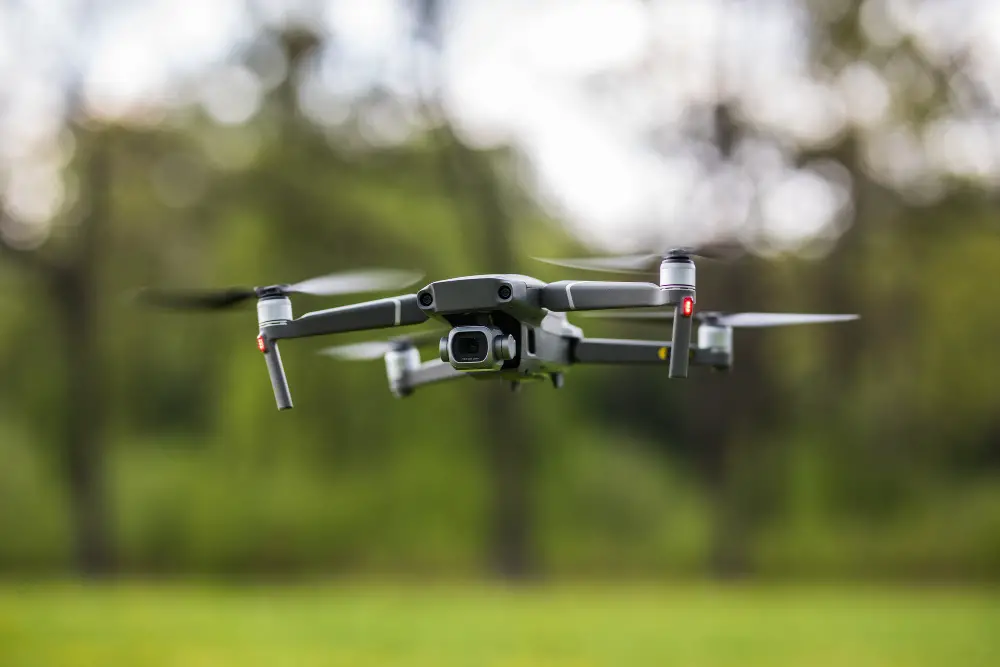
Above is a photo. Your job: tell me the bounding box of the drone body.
[254,258,698,409]
[140,250,858,410]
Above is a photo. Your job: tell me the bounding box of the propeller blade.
[134,287,256,310]
[666,241,745,261]
[136,268,424,312]
[533,242,745,275]
[531,253,662,274]
[717,313,859,328]
[319,341,395,360]
[288,269,424,297]
[319,330,444,361]
[582,310,860,328]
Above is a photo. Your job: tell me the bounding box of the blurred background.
[1,0,999,664]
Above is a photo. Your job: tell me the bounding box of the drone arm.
[265,295,428,341]
[541,282,697,376]
[570,337,729,369]
[573,338,673,364]
[539,281,679,311]
[254,295,427,410]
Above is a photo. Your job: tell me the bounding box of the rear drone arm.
[570,338,730,370]
[538,281,679,311]
[257,294,429,410]
[539,282,698,378]
[390,359,467,397]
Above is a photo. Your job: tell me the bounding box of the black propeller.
[532,242,745,275]
[318,329,444,361]
[583,310,859,327]
[136,269,424,311]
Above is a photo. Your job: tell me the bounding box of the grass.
[0,582,997,666]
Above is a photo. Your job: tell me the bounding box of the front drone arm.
[256,294,429,410]
[266,294,429,341]
[570,338,730,370]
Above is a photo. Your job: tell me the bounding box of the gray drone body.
[139,250,858,410]
[247,267,703,409]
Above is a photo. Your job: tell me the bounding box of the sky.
[1,0,999,255]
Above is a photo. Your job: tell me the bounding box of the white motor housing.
[385,346,421,397]
[697,324,733,354]
[659,258,696,290]
[257,296,293,327]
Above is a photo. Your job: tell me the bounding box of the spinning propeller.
[584,310,859,327]
[135,269,424,311]
[319,330,444,360]
[533,242,745,275]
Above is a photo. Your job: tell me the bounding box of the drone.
[138,246,858,410]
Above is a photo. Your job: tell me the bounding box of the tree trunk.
[690,103,780,579]
[411,0,535,580]
[703,443,746,578]
[52,131,115,576]
[480,192,533,579]
[438,138,534,579]
[483,385,533,579]
[55,273,113,575]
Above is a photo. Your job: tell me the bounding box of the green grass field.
[0,583,997,666]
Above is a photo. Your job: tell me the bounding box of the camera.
[439,326,516,371]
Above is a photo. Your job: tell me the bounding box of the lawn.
[0,583,997,666]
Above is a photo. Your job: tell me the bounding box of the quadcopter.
[139,246,858,410]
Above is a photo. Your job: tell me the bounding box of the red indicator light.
[257,335,267,353]
[681,296,694,318]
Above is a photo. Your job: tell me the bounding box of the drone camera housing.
[440,326,516,371]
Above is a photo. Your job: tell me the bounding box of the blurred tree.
[3,0,1000,582]
[0,128,115,576]
[415,0,536,579]
[452,138,535,579]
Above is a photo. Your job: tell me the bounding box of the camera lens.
[418,292,433,307]
[497,284,512,300]
[451,331,489,363]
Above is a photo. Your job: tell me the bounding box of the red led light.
[681,296,694,318]
[257,335,267,353]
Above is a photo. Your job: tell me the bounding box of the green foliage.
[0,427,70,572]
[4,92,1000,580]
